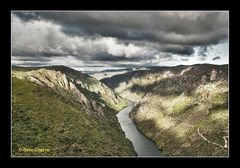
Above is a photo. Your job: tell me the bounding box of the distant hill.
[12,65,135,156]
[101,64,228,156]
[101,64,228,92]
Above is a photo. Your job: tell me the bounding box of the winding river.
[116,101,162,156]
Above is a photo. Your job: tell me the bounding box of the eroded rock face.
[12,67,126,117]
[13,69,90,107]
[12,67,136,156]
[103,64,228,156]
[210,69,218,81]
[201,75,207,84]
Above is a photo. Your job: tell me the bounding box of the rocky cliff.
[102,64,228,156]
[12,66,127,115]
[12,65,135,156]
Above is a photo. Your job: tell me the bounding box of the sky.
[11,11,229,72]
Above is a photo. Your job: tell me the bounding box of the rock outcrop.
[12,66,135,156]
[12,66,127,118]
[102,64,228,156]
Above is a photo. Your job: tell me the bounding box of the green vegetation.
[12,77,136,156]
[210,92,228,111]
[171,97,194,117]
[131,92,228,156]
[105,64,229,156]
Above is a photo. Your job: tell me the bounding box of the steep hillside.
[12,66,135,156]
[13,66,127,112]
[102,64,228,156]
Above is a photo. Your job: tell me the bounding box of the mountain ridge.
[12,65,135,156]
[101,64,229,156]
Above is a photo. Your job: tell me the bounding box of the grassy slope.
[12,77,136,156]
[129,82,228,156]
[131,91,228,156]
[103,64,228,156]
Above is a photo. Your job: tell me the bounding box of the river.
[116,101,162,156]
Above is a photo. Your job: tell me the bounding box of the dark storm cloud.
[12,11,228,67]
[212,56,221,60]
[13,12,40,21]
[198,46,208,57]
[14,12,228,46]
[92,53,143,62]
[161,45,194,55]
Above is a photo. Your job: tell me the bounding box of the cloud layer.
[11,11,229,70]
